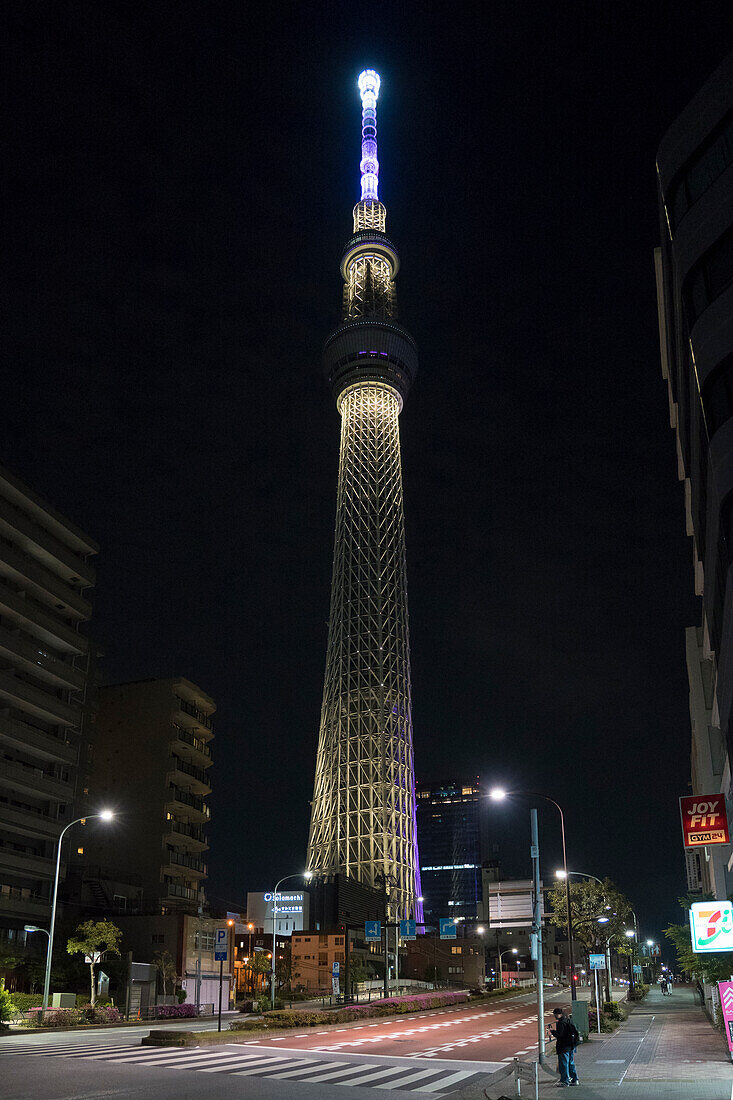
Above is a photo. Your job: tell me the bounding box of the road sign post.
[214,927,228,1033]
[439,918,456,940]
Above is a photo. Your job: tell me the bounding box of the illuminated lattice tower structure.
[307,72,422,920]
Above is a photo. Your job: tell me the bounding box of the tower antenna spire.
[358,69,380,202]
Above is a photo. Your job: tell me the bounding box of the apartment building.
[0,462,97,938]
[81,678,214,914]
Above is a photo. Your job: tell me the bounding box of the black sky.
[4,1,733,940]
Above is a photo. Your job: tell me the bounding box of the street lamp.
[271,871,312,1009]
[498,946,518,989]
[490,788,576,1000]
[42,810,115,1020]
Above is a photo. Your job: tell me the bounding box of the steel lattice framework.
[307,71,421,920]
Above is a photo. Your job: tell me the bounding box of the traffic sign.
[365,920,381,942]
[215,926,228,962]
[589,953,606,970]
[332,961,340,974]
[439,918,456,940]
[633,965,642,975]
[400,919,416,941]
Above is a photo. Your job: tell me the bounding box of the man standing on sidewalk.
[549,1006,580,1087]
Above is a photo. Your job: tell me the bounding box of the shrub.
[236,999,255,1013]
[155,1004,196,1019]
[0,987,15,1024]
[602,1000,624,1021]
[230,1018,264,1031]
[9,992,42,1014]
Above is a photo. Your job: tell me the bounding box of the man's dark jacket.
[552,1016,578,1053]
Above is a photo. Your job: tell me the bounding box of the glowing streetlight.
[271,870,312,1008]
[490,789,575,1000]
[42,810,115,1020]
[625,929,635,938]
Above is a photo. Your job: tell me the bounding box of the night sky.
[4,2,733,941]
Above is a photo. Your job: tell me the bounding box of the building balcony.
[0,802,62,841]
[165,850,208,878]
[0,712,77,766]
[172,725,212,765]
[0,844,56,880]
[0,669,78,727]
[167,819,208,852]
[0,757,74,803]
[0,539,91,622]
[166,785,210,822]
[0,623,85,692]
[162,881,199,904]
[0,579,87,656]
[0,496,95,588]
[0,884,50,921]
[167,755,210,796]
[175,696,213,733]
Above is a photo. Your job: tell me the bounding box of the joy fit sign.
[690,901,733,953]
[679,794,730,848]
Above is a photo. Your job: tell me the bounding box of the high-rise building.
[81,677,214,913]
[0,462,97,936]
[306,71,421,920]
[655,49,733,897]
[416,780,483,923]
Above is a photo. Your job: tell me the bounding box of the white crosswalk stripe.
[0,1040,487,1093]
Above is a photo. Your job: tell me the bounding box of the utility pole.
[530,807,546,1065]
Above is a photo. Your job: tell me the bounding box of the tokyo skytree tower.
[307,71,421,920]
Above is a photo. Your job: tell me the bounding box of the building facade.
[81,678,214,913]
[246,889,310,937]
[306,71,421,920]
[402,935,486,989]
[416,780,482,923]
[655,50,733,896]
[0,462,97,939]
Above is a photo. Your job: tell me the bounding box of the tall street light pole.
[271,871,312,1009]
[42,810,115,1020]
[490,788,576,1000]
[556,868,609,996]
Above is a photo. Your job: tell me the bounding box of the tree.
[248,951,272,993]
[67,920,122,1006]
[548,878,634,1004]
[153,950,178,997]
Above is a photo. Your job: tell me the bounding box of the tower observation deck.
[306,71,421,920]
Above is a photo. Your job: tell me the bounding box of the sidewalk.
[470,985,733,1100]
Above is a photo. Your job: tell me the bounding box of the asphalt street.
[0,991,556,1096]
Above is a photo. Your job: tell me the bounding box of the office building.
[655,49,733,896]
[0,462,97,937]
[306,71,421,919]
[416,780,482,923]
[81,677,214,913]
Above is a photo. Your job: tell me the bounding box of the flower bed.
[230,990,469,1032]
[27,1005,121,1027]
[155,1004,196,1019]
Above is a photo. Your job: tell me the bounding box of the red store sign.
[680,794,730,848]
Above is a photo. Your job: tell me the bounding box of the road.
[0,989,565,1096]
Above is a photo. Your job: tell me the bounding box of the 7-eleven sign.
[690,901,733,952]
[718,981,733,1052]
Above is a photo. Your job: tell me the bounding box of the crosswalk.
[0,1040,487,1094]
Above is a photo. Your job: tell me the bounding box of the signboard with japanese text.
[399,919,416,941]
[680,794,730,848]
[439,918,456,940]
[719,981,733,1052]
[365,920,381,942]
[589,953,606,970]
[690,901,733,953]
[214,927,228,962]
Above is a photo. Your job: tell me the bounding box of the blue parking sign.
[400,919,416,940]
[439,918,456,940]
[365,920,381,942]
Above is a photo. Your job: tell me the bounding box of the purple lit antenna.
[358,69,380,202]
